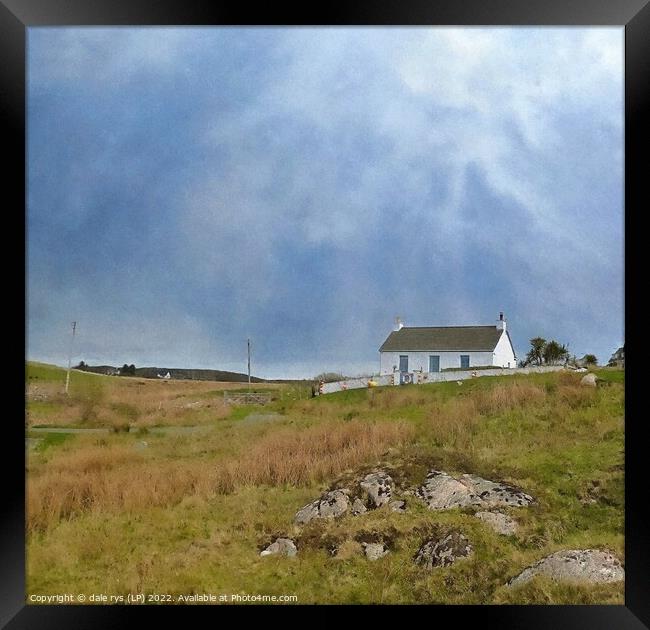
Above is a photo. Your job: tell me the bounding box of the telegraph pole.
[247,338,251,392]
[65,321,77,395]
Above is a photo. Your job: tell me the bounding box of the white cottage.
[379,313,517,375]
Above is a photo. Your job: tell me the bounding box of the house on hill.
[379,313,517,375]
[608,346,625,368]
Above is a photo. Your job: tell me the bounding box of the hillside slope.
[25,367,624,604]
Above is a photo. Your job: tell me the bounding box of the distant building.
[608,346,625,368]
[379,313,517,375]
[575,355,597,368]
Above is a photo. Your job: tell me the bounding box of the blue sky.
[27,27,624,379]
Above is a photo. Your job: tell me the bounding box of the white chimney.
[496,312,506,331]
[394,316,404,331]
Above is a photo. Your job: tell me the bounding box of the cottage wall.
[492,331,517,368]
[379,350,494,375]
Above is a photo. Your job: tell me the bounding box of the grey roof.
[379,326,505,352]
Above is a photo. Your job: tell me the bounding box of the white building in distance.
[379,313,517,375]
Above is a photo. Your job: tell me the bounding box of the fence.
[318,365,565,395]
[223,391,273,405]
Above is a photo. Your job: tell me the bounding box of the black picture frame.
[4,1,648,627]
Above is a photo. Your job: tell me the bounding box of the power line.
[65,321,77,395]
[247,338,251,392]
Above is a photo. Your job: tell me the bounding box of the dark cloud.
[27,28,623,377]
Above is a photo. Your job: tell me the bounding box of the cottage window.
[460,355,470,369]
[429,355,440,372]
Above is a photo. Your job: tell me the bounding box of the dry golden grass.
[556,384,597,408]
[429,398,480,448]
[472,382,546,414]
[27,419,413,532]
[426,382,547,448]
[26,374,248,428]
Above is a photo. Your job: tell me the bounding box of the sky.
[26,27,624,379]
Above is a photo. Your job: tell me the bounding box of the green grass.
[25,366,625,604]
[27,431,75,452]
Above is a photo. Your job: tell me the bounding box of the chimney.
[496,312,506,331]
[394,316,404,331]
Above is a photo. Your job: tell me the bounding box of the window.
[460,355,470,369]
[399,355,409,372]
[429,355,440,373]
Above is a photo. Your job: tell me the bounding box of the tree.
[313,372,345,383]
[584,354,598,365]
[522,337,569,367]
[543,340,569,365]
[524,337,546,366]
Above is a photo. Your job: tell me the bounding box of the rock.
[360,471,393,508]
[474,511,518,535]
[294,489,351,524]
[581,373,598,387]
[416,471,483,509]
[362,542,389,561]
[351,498,368,515]
[260,538,297,557]
[415,531,473,569]
[509,549,624,587]
[416,470,534,510]
[389,500,407,513]
[460,474,535,508]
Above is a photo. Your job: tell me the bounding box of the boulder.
[474,511,518,535]
[351,498,368,515]
[389,500,407,513]
[260,538,297,557]
[294,489,351,524]
[509,549,624,587]
[362,542,389,561]
[416,470,534,510]
[415,531,473,569]
[360,471,393,508]
[580,373,598,387]
[460,474,534,508]
[416,471,483,509]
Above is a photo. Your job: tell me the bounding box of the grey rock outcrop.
[509,549,624,587]
[474,511,518,535]
[416,471,483,509]
[351,498,368,515]
[294,489,351,524]
[580,373,598,387]
[389,500,407,513]
[415,531,473,569]
[460,474,534,508]
[416,470,534,510]
[362,542,389,561]
[360,471,393,508]
[260,538,298,557]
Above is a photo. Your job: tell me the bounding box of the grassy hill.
[25,362,624,604]
[76,363,266,383]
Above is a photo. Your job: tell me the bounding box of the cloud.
[27,27,624,377]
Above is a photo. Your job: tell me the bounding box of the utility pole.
[247,338,251,392]
[65,321,77,395]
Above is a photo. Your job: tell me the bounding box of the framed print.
[3,0,648,627]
